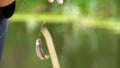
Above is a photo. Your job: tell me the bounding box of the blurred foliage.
[0,0,120,68]
[15,0,120,17]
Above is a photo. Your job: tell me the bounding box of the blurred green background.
[0,0,120,68]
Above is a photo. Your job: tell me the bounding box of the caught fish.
[35,38,49,60]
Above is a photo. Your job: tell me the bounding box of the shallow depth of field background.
[0,0,120,68]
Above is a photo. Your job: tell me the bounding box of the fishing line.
[8,0,26,24]
[0,20,8,39]
[0,0,26,40]
[0,0,50,60]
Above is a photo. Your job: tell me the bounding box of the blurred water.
[0,22,119,68]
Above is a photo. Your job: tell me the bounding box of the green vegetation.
[0,0,120,68]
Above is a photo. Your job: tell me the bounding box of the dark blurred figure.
[0,0,15,62]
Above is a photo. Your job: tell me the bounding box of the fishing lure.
[35,38,49,60]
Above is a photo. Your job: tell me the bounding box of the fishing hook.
[35,38,49,60]
[35,21,50,60]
